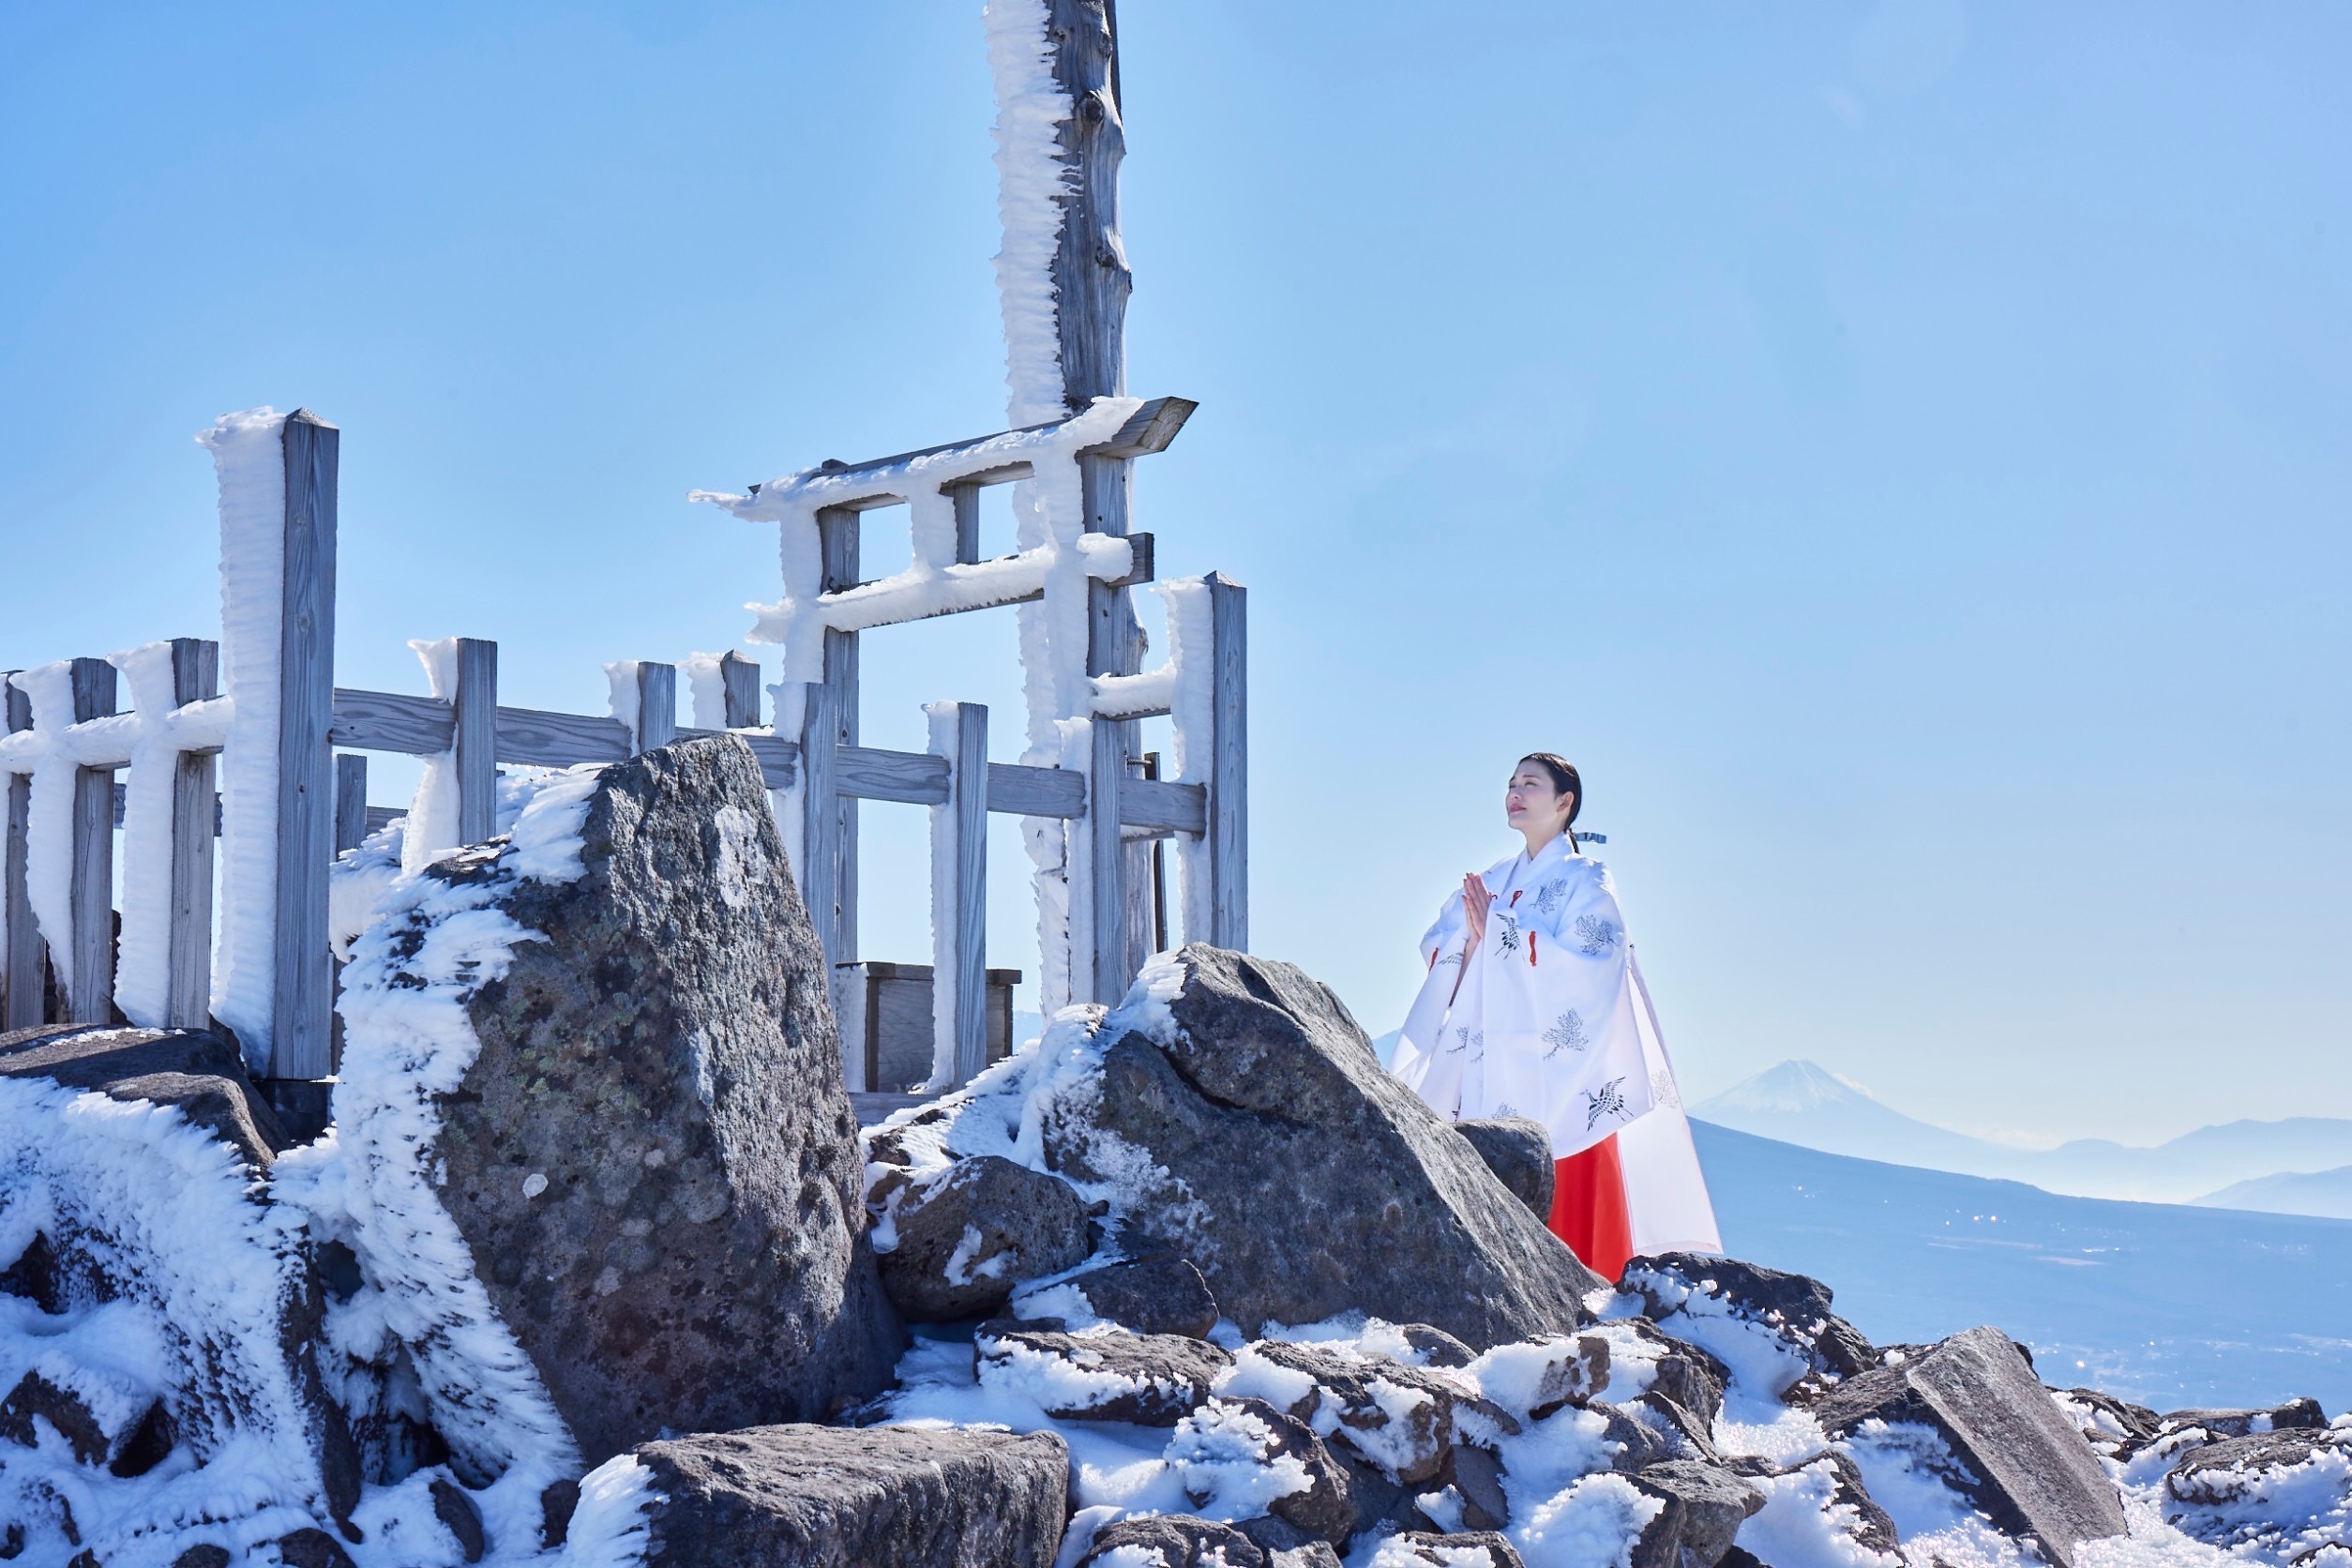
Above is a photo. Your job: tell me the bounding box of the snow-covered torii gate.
[697,0,1247,1084]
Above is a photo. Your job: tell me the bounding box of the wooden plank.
[1207,572,1248,950]
[1048,0,1130,413]
[452,638,498,844]
[3,675,38,1030]
[634,662,676,753]
[1081,397,1197,459]
[1105,530,1154,590]
[948,481,982,566]
[334,754,369,853]
[1088,717,1126,1005]
[167,640,220,1029]
[495,704,629,768]
[363,806,402,834]
[837,746,949,807]
[987,761,1084,820]
[936,703,988,1086]
[67,656,117,1025]
[273,408,339,1080]
[720,651,762,729]
[799,506,860,968]
[1120,776,1207,836]
[330,687,452,754]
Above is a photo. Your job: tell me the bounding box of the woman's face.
[1504,760,1575,837]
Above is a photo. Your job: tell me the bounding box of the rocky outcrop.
[1075,1513,1269,1567]
[976,1323,1230,1425]
[2164,1425,2352,1556]
[0,1023,359,1554]
[350,738,901,1463]
[1171,1396,1356,1546]
[881,1155,1091,1320]
[1455,1117,1554,1219]
[631,1424,1069,1567]
[1048,947,1604,1348]
[1810,1325,2126,1566]
[1378,1532,1527,1568]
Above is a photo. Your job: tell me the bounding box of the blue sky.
[4,2,2344,1144]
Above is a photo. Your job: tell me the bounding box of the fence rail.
[3,400,1245,1118]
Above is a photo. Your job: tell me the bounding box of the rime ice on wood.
[200,406,292,1066]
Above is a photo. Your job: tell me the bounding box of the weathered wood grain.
[1207,572,1248,950]
[1119,776,1207,836]
[495,704,629,767]
[936,703,989,1086]
[453,638,498,844]
[2,676,38,1029]
[273,408,339,1080]
[330,687,452,755]
[1081,396,1196,459]
[67,657,118,1025]
[167,639,219,1029]
[837,746,949,806]
[719,650,761,729]
[988,761,1085,820]
[800,506,862,967]
[1048,0,1130,413]
[363,806,402,835]
[1088,717,1127,1005]
[333,754,369,853]
[633,662,676,754]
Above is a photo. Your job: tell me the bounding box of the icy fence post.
[164,638,220,1028]
[1045,0,1129,415]
[334,754,369,855]
[799,505,861,969]
[64,657,119,1024]
[269,409,339,1086]
[927,701,989,1089]
[1205,573,1247,951]
[632,662,677,754]
[1,678,34,1029]
[719,651,762,729]
[453,637,499,843]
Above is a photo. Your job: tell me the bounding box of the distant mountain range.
[1694,1120,2352,1412]
[1693,1059,2352,1211]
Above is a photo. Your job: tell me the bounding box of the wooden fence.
[2,402,1246,1119]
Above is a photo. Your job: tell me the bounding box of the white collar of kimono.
[1487,831,1578,890]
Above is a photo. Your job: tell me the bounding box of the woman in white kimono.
[1389,754,1719,1278]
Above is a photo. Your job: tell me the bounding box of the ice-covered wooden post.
[452,637,499,844]
[64,656,120,1024]
[0,678,34,1030]
[800,506,861,968]
[272,409,339,1083]
[164,637,220,1028]
[1204,572,1248,949]
[928,701,989,1087]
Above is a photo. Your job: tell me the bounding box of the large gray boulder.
[1810,1325,2126,1567]
[630,1424,1068,1567]
[342,737,900,1465]
[975,1323,1230,1425]
[1051,947,1604,1348]
[0,1024,359,1551]
[1629,1460,1764,1568]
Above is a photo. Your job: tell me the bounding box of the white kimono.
[1391,833,1722,1254]
[1391,835,1652,1158]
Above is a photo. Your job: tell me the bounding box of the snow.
[199,405,290,1071]
[2162,1425,2352,1558]
[1741,1460,1900,1568]
[0,1075,335,1564]
[278,765,607,1541]
[106,641,232,1027]
[402,636,464,873]
[983,0,1075,428]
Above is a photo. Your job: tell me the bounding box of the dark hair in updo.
[1518,753,1583,844]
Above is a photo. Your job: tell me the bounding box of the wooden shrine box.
[833,961,1023,1094]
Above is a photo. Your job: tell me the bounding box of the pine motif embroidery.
[1574,914,1621,957]
[1582,1076,1630,1131]
[1532,877,1570,917]
[1541,1010,1590,1058]
[1447,1025,1484,1057]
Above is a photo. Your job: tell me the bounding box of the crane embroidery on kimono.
[1582,1076,1631,1130]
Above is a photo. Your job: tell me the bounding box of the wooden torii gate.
[703,1,1245,1093]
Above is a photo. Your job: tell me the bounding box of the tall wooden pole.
[1051,0,1156,1002]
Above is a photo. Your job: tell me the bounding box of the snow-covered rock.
[877,1153,1093,1321]
[1616,1253,1877,1398]
[1017,1251,1220,1340]
[2163,1424,2351,1559]
[1806,1325,2126,1566]
[318,737,901,1475]
[1625,1459,1764,1568]
[975,1323,1230,1425]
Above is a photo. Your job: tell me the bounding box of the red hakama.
[1549,1133,1636,1283]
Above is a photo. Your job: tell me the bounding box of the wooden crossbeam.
[761,396,1192,503]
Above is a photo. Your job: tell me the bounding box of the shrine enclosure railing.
[2,398,1245,1124]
